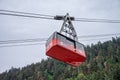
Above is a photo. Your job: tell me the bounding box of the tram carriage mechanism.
[46,13,86,67]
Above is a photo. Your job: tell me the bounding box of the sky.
[0,0,120,73]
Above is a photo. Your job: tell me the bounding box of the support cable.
[0,9,120,23]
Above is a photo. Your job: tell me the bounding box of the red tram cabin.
[46,32,86,67]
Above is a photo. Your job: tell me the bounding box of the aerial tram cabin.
[46,13,86,67]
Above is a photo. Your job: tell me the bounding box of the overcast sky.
[0,0,120,73]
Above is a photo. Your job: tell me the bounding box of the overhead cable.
[0,33,119,45]
[0,37,119,48]
[75,18,120,23]
[0,9,54,20]
[0,9,54,17]
[0,9,120,23]
[0,12,54,20]
[0,38,47,44]
[0,43,44,48]
[78,33,120,38]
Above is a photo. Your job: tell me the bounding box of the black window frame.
[46,31,85,52]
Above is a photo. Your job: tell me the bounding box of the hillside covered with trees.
[0,37,120,80]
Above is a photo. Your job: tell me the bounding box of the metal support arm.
[54,13,78,41]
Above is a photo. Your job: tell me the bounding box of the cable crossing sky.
[0,9,120,23]
[0,33,119,48]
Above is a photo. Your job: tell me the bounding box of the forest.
[0,37,120,80]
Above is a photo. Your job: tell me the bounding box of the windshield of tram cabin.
[57,33,75,50]
[76,42,85,53]
[46,32,55,47]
